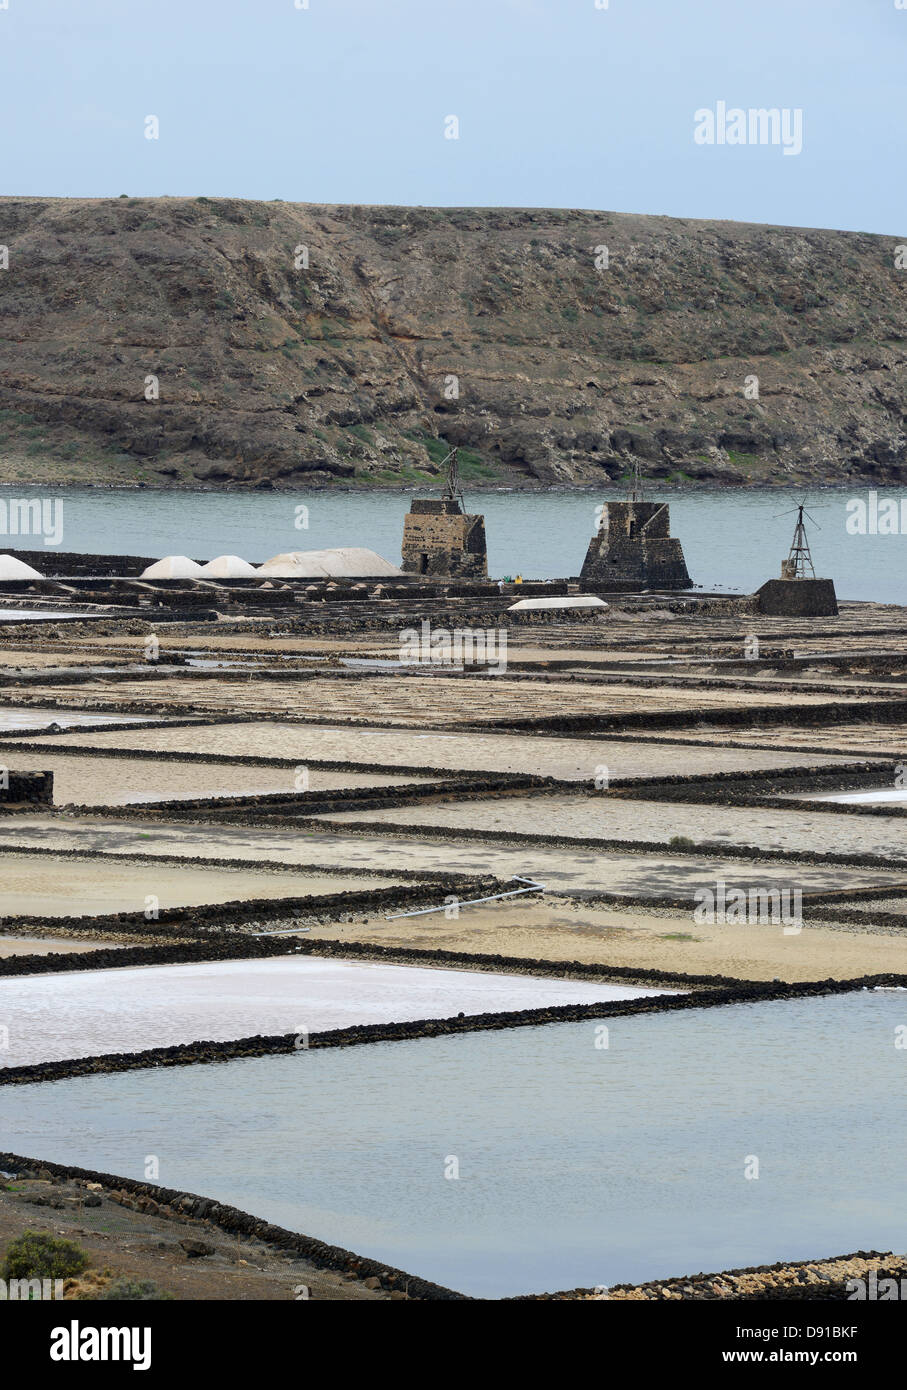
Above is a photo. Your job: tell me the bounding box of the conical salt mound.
[0,554,43,580]
[198,555,257,577]
[140,555,204,579]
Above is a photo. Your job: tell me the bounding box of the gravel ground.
[0,1174,387,1300]
[533,1251,907,1300]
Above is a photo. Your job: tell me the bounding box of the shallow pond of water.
[5,991,904,1297]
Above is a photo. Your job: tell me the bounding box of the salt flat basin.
[0,750,428,806]
[6,992,904,1297]
[810,788,907,806]
[323,792,907,862]
[0,935,119,958]
[0,852,405,917]
[0,819,900,900]
[0,707,159,732]
[0,957,676,1066]
[0,610,94,620]
[26,718,865,780]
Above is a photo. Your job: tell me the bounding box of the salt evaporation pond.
[0,610,94,620]
[814,789,907,805]
[0,956,675,1066]
[6,992,905,1297]
[0,708,160,731]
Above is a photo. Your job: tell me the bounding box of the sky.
[0,0,903,234]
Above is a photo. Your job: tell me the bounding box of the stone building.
[580,500,691,590]
[401,449,488,579]
[754,577,838,615]
[401,497,488,578]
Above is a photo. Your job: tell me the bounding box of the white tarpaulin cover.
[507,595,608,612]
[259,547,402,578]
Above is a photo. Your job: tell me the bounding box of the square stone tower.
[580,500,691,590]
[401,497,487,578]
[401,447,487,579]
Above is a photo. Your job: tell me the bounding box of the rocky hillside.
[0,196,905,489]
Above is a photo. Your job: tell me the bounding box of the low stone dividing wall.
[559,882,907,911]
[0,937,300,976]
[605,762,891,800]
[0,1150,466,1300]
[604,764,907,814]
[1,974,902,1087]
[813,902,907,926]
[0,771,53,805]
[7,549,159,577]
[514,1251,907,1301]
[0,715,227,737]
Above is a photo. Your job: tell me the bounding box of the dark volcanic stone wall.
[0,770,53,804]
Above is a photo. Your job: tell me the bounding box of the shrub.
[96,1279,175,1301]
[2,1231,89,1281]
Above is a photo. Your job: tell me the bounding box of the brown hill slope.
[0,196,905,489]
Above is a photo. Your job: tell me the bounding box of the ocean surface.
[1,485,904,603]
[5,992,904,1298]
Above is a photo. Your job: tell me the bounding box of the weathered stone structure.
[754,506,838,615]
[755,578,838,616]
[0,771,54,805]
[401,497,488,579]
[580,501,691,590]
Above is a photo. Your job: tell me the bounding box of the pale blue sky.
[0,0,903,233]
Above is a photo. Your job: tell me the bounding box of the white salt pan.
[0,956,677,1066]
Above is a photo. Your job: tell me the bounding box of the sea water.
[2,485,904,602]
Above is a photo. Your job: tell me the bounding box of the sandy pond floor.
[305,895,907,983]
[28,719,865,780]
[0,817,901,901]
[0,749,427,805]
[323,792,907,862]
[0,934,122,956]
[12,673,871,724]
[0,706,158,732]
[0,850,405,917]
[631,721,907,757]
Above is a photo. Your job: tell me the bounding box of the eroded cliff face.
[0,196,904,489]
